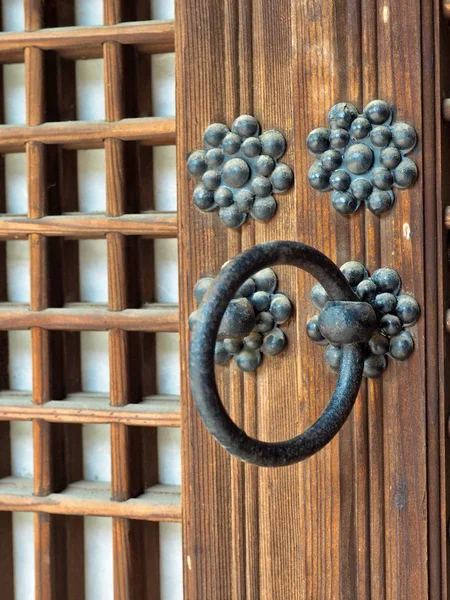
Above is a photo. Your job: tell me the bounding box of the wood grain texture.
[178,0,441,598]
[22,5,85,596]
[0,212,178,239]
[0,393,180,426]
[0,116,176,151]
[0,478,181,521]
[0,20,175,62]
[0,303,178,331]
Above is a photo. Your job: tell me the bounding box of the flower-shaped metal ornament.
[306,261,420,378]
[187,115,294,229]
[189,266,293,372]
[307,100,418,215]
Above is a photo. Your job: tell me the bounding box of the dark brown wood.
[437,0,450,593]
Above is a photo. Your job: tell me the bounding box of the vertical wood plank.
[376,2,429,598]
[434,2,450,598]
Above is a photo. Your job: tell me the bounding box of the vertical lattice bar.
[0,15,14,593]
[24,2,84,598]
[103,2,159,598]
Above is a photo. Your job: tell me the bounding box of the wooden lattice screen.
[0,2,179,598]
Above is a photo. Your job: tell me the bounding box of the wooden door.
[177,1,449,599]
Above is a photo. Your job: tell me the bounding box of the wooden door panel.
[177,1,441,598]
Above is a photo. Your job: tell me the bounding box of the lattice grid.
[0,1,180,598]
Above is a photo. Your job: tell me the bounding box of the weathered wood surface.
[0,303,178,332]
[0,477,181,521]
[0,117,176,151]
[0,20,174,62]
[177,0,442,598]
[0,212,177,239]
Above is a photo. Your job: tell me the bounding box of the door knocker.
[189,241,420,467]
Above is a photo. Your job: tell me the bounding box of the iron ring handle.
[189,240,375,467]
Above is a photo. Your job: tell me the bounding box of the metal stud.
[307,262,420,378]
[189,266,293,372]
[307,100,418,215]
[188,116,293,228]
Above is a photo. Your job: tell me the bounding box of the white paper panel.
[83,424,111,483]
[1,0,24,31]
[12,513,35,599]
[77,150,107,213]
[79,239,108,302]
[160,523,183,600]
[2,64,25,124]
[152,54,175,117]
[6,241,30,302]
[84,517,114,600]
[8,331,32,391]
[4,154,27,214]
[75,0,103,26]
[151,0,174,20]
[76,59,105,121]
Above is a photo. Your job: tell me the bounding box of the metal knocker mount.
[306,261,419,378]
[187,115,294,228]
[307,100,418,215]
[189,268,293,372]
[189,241,420,467]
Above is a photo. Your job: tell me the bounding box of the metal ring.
[189,241,366,467]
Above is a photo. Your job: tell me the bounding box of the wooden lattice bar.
[0,392,180,426]
[0,212,177,238]
[103,0,162,596]
[0,303,178,331]
[23,3,81,597]
[0,20,175,62]
[0,116,176,151]
[0,0,179,597]
[0,478,181,521]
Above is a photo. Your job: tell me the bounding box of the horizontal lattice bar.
[0,303,178,332]
[0,212,177,239]
[0,117,176,152]
[0,20,175,63]
[0,392,180,426]
[0,477,181,521]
